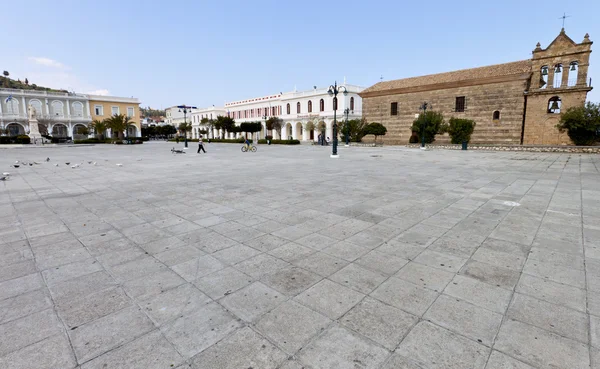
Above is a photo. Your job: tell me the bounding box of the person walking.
[197,135,207,154]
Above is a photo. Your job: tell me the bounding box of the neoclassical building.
[0,88,141,139]
[189,82,364,141]
[360,29,593,145]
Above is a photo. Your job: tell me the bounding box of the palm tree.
[124,115,136,138]
[105,114,127,140]
[89,119,108,140]
[178,122,192,138]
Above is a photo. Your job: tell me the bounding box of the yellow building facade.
[88,94,141,137]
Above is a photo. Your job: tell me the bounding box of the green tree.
[240,122,262,138]
[363,122,388,143]
[556,102,600,146]
[104,114,129,140]
[265,117,283,138]
[340,118,368,142]
[178,122,192,138]
[159,125,176,137]
[215,115,235,138]
[446,118,476,144]
[411,111,445,144]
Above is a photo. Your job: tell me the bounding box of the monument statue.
[27,104,42,143]
[28,105,37,120]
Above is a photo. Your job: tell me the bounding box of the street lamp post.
[343,108,350,146]
[177,105,196,148]
[327,81,347,158]
[419,102,430,150]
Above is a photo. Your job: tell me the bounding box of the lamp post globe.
[327,81,347,158]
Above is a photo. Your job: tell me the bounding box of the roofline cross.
[559,13,571,29]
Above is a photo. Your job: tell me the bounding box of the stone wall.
[403,144,600,153]
[362,79,529,146]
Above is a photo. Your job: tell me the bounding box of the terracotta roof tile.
[362,60,532,94]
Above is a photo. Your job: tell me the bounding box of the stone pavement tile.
[70,221,115,238]
[139,236,186,255]
[522,258,586,289]
[344,228,389,249]
[86,237,136,257]
[485,350,536,369]
[123,269,186,300]
[193,267,253,300]
[180,230,237,253]
[242,234,289,252]
[297,325,389,369]
[127,229,170,245]
[170,255,224,282]
[509,292,589,344]
[42,258,103,286]
[0,308,63,357]
[396,262,455,292]
[292,251,348,277]
[48,271,116,303]
[163,220,202,235]
[376,239,425,260]
[322,218,374,240]
[0,288,52,325]
[495,319,590,369]
[460,260,521,290]
[77,230,124,248]
[220,281,287,322]
[0,248,33,268]
[261,265,322,296]
[396,321,489,369]
[394,223,447,247]
[108,256,166,282]
[516,273,586,313]
[120,222,155,237]
[273,225,314,241]
[216,223,265,243]
[411,249,467,273]
[56,286,132,329]
[424,294,503,346]
[251,219,288,234]
[471,247,526,271]
[190,326,287,369]
[370,277,438,317]
[267,242,315,262]
[141,283,211,326]
[428,232,484,259]
[0,333,77,369]
[322,241,371,261]
[380,354,424,369]
[0,272,44,301]
[355,212,388,224]
[588,293,600,317]
[443,275,512,314]
[355,249,409,275]
[342,297,418,350]
[528,247,584,270]
[590,315,600,349]
[28,231,77,249]
[255,299,331,354]
[95,247,146,267]
[211,244,260,265]
[0,260,37,283]
[161,302,241,359]
[80,330,183,369]
[154,245,205,266]
[329,263,388,294]
[235,253,290,279]
[35,246,92,270]
[294,233,339,250]
[295,279,364,320]
[480,237,532,256]
[593,347,600,369]
[278,359,305,369]
[191,214,228,227]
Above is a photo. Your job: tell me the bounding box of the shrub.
[114,140,123,145]
[409,132,419,143]
[74,138,102,144]
[0,136,11,144]
[265,135,273,141]
[362,123,387,142]
[141,136,149,141]
[15,135,31,144]
[257,139,300,145]
[556,102,600,146]
[446,118,476,144]
[411,111,445,144]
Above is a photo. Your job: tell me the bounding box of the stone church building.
[359,29,593,145]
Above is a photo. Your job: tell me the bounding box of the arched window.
[308,100,312,113]
[548,96,561,114]
[297,102,301,114]
[51,101,63,116]
[319,99,324,112]
[29,100,42,117]
[333,97,338,111]
[286,103,290,114]
[350,97,355,111]
[493,111,500,120]
[553,64,563,88]
[5,98,19,115]
[540,66,549,89]
[568,62,579,87]
[72,102,83,117]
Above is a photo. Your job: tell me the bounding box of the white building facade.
[190,82,364,141]
[0,88,91,138]
[165,105,198,130]
[190,106,226,139]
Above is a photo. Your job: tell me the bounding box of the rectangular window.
[455,96,466,112]
[390,102,398,116]
[111,106,119,115]
[94,105,103,116]
[127,107,134,117]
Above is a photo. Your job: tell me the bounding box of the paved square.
[0,141,599,368]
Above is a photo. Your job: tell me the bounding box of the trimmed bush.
[446,118,476,144]
[15,135,31,144]
[0,136,11,144]
[257,139,300,145]
[556,102,600,146]
[411,111,445,144]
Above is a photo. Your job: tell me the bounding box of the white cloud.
[85,89,111,96]
[28,57,67,69]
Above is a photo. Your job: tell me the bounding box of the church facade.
[359,30,593,145]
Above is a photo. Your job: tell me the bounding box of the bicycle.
[241,144,257,152]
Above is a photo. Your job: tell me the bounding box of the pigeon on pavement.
[46,157,50,162]
[2,172,9,176]
[116,163,123,167]
[0,176,6,181]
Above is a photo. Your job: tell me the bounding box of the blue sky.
[3,0,598,108]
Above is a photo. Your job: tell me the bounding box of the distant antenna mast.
[559,13,570,29]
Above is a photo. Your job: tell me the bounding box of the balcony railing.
[0,88,87,98]
[0,113,91,120]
